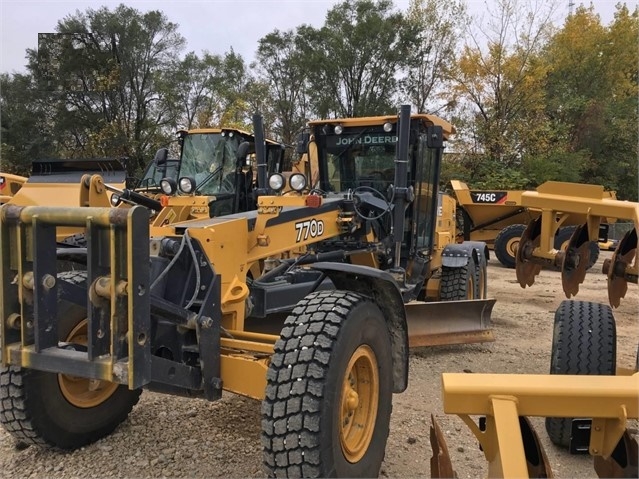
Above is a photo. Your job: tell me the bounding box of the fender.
[441,241,488,268]
[309,262,409,393]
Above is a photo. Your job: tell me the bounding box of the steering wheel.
[351,185,392,221]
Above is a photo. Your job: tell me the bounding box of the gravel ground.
[1,250,637,478]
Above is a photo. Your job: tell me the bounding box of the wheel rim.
[340,345,379,463]
[506,237,520,258]
[467,272,475,299]
[58,320,118,408]
[478,266,486,299]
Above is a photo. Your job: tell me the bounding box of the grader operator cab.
[107,123,287,222]
[0,106,493,477]
[432,182,638,478]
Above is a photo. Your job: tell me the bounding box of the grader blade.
[430,414,457,478]
[561,224,591,298]
[406,299,495,347]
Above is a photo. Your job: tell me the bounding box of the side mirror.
[153,148,169,165]
[296,132,310,155]
[237,141,251,165]
[426,126,444,148]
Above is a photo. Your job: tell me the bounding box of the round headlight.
[383,122,393,132]
[268,173,285,191]
[160,178,177,195]
[289,173,307,192]
[178,177,196,194]
[110,193,121,207]
[334,125,343,135]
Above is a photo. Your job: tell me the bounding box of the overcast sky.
[0,0,634,74]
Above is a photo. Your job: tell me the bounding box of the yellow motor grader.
[432,181,638,478]
[5,125,287,245]
[0,106,494,477]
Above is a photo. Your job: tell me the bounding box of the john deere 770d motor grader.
[0,106,493,477]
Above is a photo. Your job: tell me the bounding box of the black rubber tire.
[494,224,526,269]
[553,226,577,251]
[0,271,141,450]
[440,260,476,300]
[59,233,87,248]
[262,290,393,478]
[472,255,488,299]
[545,300,616,448]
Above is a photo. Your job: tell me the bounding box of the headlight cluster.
[268,173,308,193]
[160,177,196,195]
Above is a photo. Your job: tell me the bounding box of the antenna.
[568,0,574,16]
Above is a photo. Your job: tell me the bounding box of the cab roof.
[183,128,284,146]
[308,114,456,139]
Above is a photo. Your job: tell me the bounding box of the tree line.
[0,0,636,199]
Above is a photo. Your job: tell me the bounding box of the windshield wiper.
[194,164,224,193]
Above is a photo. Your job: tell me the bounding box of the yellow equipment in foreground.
[432,181,638,478]
[0,106,493,478]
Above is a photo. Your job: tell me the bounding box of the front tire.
[440,260,477,300]
[545,300,616,448]
[262,290,393,478]
[0,271,141,450]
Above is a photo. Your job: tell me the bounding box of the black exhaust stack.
[253,113,268,197]
[391,105,413,273]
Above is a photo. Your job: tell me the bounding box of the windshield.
[179,133,240,195]
[140,160,179,187]
[320,130,399,192]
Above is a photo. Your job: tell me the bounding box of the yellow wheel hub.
[506,237,520,258]
[58,320,118,408]
[339,345,379,463]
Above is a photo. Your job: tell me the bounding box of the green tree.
[448,0,557,188]
[402,0,467,113]
[543,4,638,199]
[161,52,224,130]
[297,0,413,118]
[0,73,54,175]
[23,4,186,172]
[254,29,310,146]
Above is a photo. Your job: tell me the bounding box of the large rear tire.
[262,290,393,478]
[494,224,526,269]
[0,271,141,450]
[545,300,616,448]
